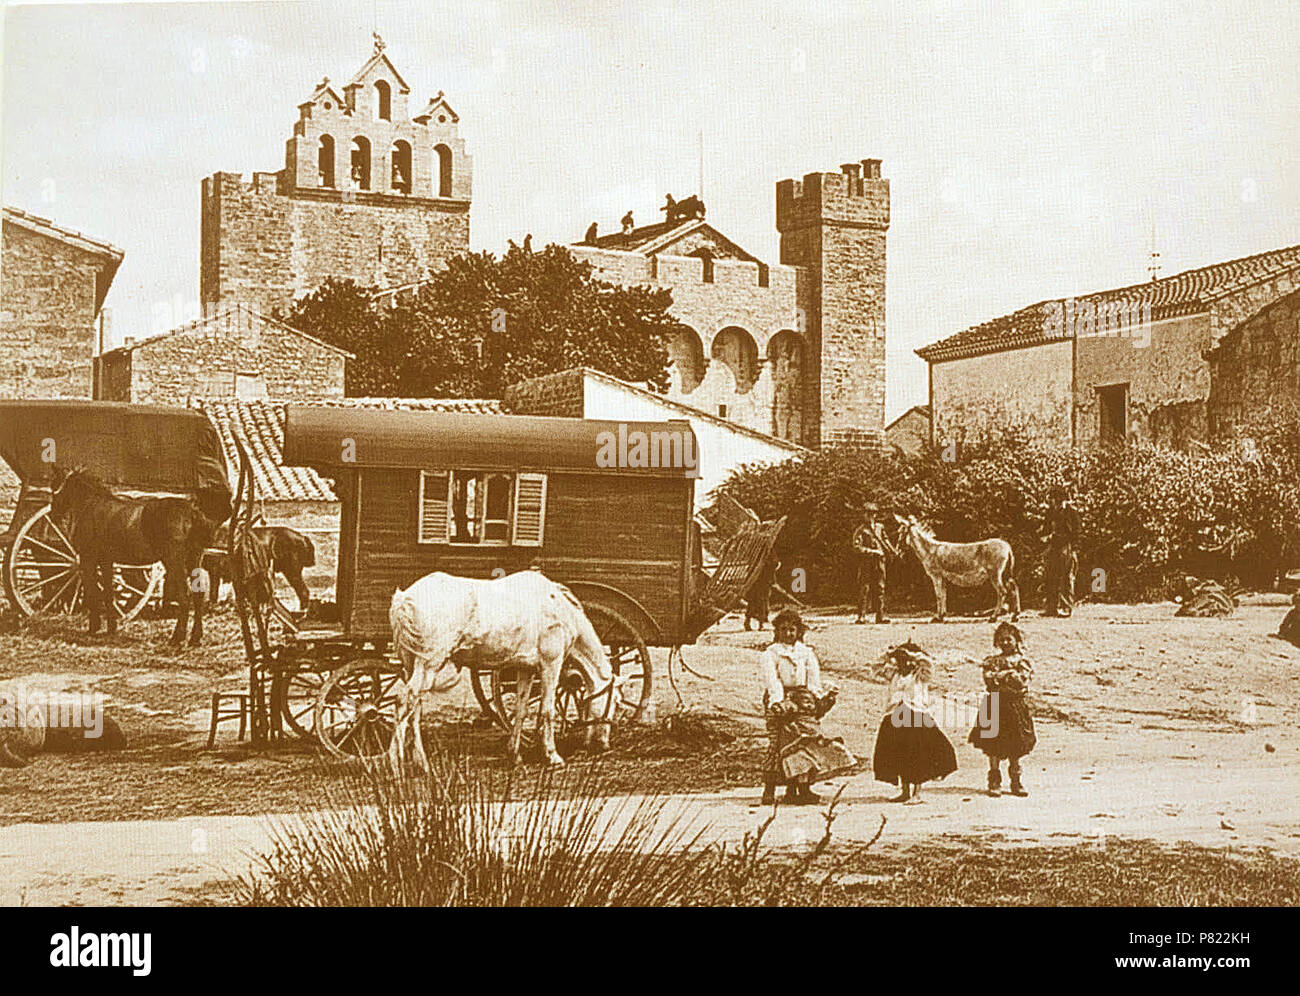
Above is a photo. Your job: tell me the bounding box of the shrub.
[711,415,1300,606]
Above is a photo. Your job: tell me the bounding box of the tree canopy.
[277,243,680,398]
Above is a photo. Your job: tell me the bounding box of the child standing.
[872,641,957,803]
[969,622,1037,797]
[759,608,855,805]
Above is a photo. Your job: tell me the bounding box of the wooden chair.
[206,691,249,747]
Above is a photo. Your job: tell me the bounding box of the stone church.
[202,40,892,449]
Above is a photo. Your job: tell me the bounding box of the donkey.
[388,570,614,770]
[50,466,216,646]
[895,514,1016,623]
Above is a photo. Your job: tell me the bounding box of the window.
[418,470,547,546]
[1097,383,1128,445]
[374,80,391,121]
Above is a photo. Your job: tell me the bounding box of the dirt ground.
[1,595,1298,904]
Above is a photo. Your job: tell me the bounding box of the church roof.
[578,218,761,262]
[298,78,345,109]
[414,93,458,124]
[346,47,410,93]
[916,242,1300,363]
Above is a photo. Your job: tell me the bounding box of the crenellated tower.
[776,159,889,447]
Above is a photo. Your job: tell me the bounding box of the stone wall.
[1208,288,1300,434]
[500,368,586,417]
[931,340,1073,448]
[1074,313,1209,449]
[568,244,806,443]
[0,221,103,401]
[200,171,470,315]
[98,306,346,405]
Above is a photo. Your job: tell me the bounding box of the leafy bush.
[711,413,1300,606]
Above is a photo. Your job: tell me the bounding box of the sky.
[2,0,1298,418]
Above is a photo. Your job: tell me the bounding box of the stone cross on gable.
[373,32,386,54]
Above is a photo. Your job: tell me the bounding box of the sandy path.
[2,601,1298,905]
[3,746,1295,906]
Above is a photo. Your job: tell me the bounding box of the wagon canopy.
[0,400,232,520]
[283,406,701,478]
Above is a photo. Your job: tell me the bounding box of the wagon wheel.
[3,505,161,621]
[585,602,653,722]
[313,660,403,758]
[272,668,326,739]
[488,664,591,749]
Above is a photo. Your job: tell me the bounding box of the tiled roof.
[916,243,1300,362]
[193,397,504,503]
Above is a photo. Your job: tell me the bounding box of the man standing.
[853,506,890,624]
[1043,488,1081,617]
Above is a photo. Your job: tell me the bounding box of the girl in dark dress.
[969,622,1037,797]
[872,641,958,803]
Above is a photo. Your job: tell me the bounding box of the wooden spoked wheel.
[3,505,161,621]
[313,660,403,758]
[487,664,593,748]
[585,602,652,721]
[272,668,326,739]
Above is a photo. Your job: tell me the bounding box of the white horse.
[895,514,1016,623]
[388,570,613,769]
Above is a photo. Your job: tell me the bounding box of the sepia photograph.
[0,0,1295,945]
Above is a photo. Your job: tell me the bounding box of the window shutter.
[418,471,450,544]
[512,473,547,547]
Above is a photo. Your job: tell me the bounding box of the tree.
[278,244,680,398]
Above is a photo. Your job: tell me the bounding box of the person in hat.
[853,505,891,624]
[758,608,855,805]
[1042,488,1081,617]
[969,622,1037,797]
[871,641,958,802]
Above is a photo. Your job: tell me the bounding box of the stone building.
[97,303,350,405]
[917,243,1300,450]
[200,38,472,316]
[1206,288,1300,434]
[565,160,890,450]
[884,404,930,456]
[1,206,122,401]
[1,206,123,514]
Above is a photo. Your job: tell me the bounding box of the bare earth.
[1,598,1297,905]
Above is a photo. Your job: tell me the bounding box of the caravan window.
[418,470,547,547]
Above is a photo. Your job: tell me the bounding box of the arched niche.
[711,326,759,394]
[350,136,372,190]
[434,144,453,197]
[666,325,705,394]
[318,134,335,187]
[767,329,805,443]
[390,140,411,193]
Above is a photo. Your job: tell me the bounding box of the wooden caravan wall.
[344,468,692,640]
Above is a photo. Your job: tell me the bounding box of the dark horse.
[205,523,316,612]
[50,467,216,646]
